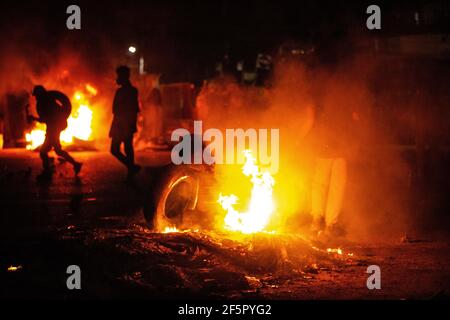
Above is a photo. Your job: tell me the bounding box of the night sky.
[0,0,437,82]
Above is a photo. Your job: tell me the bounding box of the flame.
[60,104,93,143]
[327,248,343,255]
[218,150,275,234]
[26,86,96,150]
[25,123,46,150]
[7,265,22,272]
[85,83,98,96]
[163,226,179,233]
[326,248,355,257]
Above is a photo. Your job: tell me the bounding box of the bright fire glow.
[326,248,354,257]
[327,248,343,255]
[163,227,179,233]
[26,87,96,150]
[85,83,98,96]
[218,150,275,234]
[60,104,93,143]
[25,124,46,150]
[7,265,22,272]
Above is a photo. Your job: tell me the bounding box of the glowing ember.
[7,265,22,272]
[218,150,275,234]
[163,226,179,233]
[26,87,96,150]
[327,248,343,255]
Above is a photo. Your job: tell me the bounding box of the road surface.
[0,149,449,299]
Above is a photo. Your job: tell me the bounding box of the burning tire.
[144,165,201,231]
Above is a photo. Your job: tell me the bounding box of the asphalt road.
[0,149,172,231]
[0,149,449,299]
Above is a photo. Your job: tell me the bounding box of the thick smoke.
[196,52,415,242]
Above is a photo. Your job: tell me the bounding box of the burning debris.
[163,226,180,233]
[58,223,359,298]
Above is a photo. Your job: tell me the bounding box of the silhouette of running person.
[109,66,141,178]
[31,85,82,176]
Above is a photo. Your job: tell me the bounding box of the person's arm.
[112,89,120,115]
[26,103,44,123]
[27,115,44,123]
[134,88,140,113]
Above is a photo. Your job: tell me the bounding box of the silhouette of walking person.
[109,66,141,179]
[30,85,82,178]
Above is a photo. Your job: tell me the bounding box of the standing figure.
[137,74,164,148]
[109,66,141,178]
[311,157,347,239]
[146,75,165,146]
[31,85,82,176]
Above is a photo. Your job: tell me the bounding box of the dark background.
[2,0,448,82]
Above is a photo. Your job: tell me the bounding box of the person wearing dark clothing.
[31,85,82,176]
[109,66,141,178]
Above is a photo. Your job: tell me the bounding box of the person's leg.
[311,158,333,234]
[110,138,130,168]
[40,127,64,171]
[39,137,53,171]
[52,129,82,174]
[325,158,347,228]
[124,136,141,176]
[54,143,75,165]
[124,136,135,166]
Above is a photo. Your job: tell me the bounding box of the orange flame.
[218,150,275,234]
[162,226,179,233]
[26,86,96,150]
